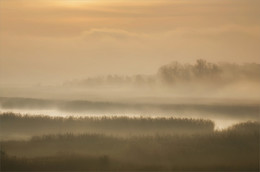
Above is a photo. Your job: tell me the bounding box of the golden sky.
[0,0,259,84]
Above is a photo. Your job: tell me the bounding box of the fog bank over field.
[0,60,259,130]
[66,59,260,87]
[0,97,259,130]
[63,59,260,98]
[1,60,260,101]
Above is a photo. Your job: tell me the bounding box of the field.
[0,113,259,171]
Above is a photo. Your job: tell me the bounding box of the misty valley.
[1,0,260,170]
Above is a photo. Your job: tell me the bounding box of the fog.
[0,96,259,131]
[66,59,260,87]
[1,59,260,100]
[0,60,259,132]
[1,0,259,170]
[1,60,259,170]
[62,60,260,99]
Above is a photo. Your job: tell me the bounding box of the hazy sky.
[0,0,259,85]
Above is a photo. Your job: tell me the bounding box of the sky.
[0,0,259,85]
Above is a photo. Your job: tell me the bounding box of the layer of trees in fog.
[63,59,260,87]
[1,59,259,100]
[0,113,214,140]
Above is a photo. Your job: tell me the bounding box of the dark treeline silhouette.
[158,59,260,84]
[63,59,260,87]
[1,121,259,171]
[0,113,214,140]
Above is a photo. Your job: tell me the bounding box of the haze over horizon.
[0,0,259,85]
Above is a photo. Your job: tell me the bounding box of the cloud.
[80,29,145,40]
[76,25,260,42]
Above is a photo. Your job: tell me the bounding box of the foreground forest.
[0,113,259,171]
